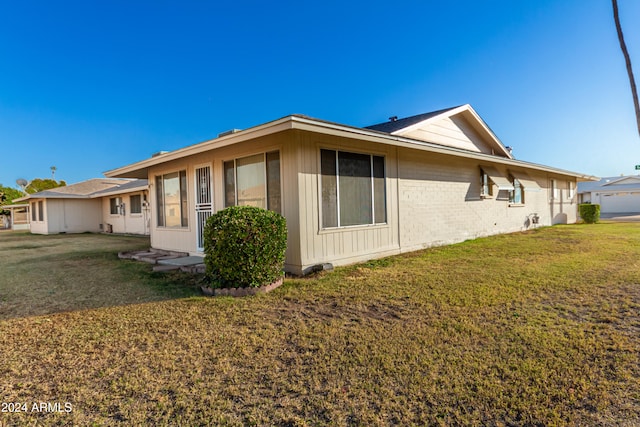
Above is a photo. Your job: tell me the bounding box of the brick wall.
[397,149,570,251]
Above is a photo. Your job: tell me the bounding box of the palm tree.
[612,0,640,138]
[51,166,57,180]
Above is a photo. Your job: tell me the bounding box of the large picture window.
[156,171,188,227]
[321,149,386,228]
[224,151,281,213]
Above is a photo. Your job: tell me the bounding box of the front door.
[195,165,213,251]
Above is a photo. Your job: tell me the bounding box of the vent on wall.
[218,129,242,138]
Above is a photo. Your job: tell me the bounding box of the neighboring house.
[16,179,149,235]
[578,175,640,213]
[105,104,596,275]
[0,203,30,230]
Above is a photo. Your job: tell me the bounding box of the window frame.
[130,194,142,215]
[509,177,525,205]
[480,169,494,198]
[320,148,387,229]
[110,197,122,215]
[156,170,189,228]
[223,150,281,214]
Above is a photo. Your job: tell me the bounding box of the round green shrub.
[579,203,600,224]
[203,206,287,288]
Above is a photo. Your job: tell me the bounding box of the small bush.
[203,206,287,288]
[579,203,600,224]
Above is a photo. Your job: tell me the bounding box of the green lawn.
[0,225,638,426]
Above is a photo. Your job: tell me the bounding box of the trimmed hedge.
[203,206,287,289]
[579,203,600,224]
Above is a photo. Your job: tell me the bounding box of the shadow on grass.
[0,233,203,320]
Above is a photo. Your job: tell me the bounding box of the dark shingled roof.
[365,106,461,134]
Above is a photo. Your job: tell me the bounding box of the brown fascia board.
[104,114,598,182]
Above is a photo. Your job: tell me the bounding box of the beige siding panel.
[294,131,400,273]
[547,177,578,224]
[42,199,103,234]
[280,134,301,269]
[101,191,150,235]
[400,116,493,154]
[147,131,303,269]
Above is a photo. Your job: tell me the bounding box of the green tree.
[0,184,25,215]
[25,178,66,194]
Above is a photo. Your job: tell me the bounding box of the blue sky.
[1,0,640,188]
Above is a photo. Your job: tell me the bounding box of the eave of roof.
[14,179,146,201]
[0,203,29,208]
[90,180,149,198]
[104,114,597,182]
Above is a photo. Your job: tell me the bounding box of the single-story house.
[578,175,640,213]
[0,203,30,230]
[16,178,150,235]
[105,104,596,275]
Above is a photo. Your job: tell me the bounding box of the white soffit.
[482,165,514,190]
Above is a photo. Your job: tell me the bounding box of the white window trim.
[155,170,189,229]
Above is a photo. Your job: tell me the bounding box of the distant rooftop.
[577,175,640,193]
[26,178,147,199]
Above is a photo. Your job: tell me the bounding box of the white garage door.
[600,192,640,213]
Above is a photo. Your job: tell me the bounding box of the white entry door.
[195,165,213,251]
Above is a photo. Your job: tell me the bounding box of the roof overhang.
[104,114,598,182]
[1,203,29,209]
[90,184,149,198]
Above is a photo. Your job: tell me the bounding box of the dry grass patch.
[0,225,639,426]
[0,232,200,319]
